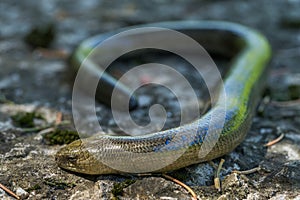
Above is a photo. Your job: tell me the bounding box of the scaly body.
[56,21,271,175]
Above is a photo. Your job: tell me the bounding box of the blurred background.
[1,0,300,106]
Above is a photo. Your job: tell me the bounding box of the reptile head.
[55,139,118,175]
[55,139,89,173]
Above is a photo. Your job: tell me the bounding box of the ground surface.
[0,0,300,199]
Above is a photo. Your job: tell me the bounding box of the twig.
[0,183,20,199]
[264,133,285,147]
[34,48,69,59]
[270,99,300,107]
[162,174,197,200]
[214,159,225,192]
[21,125,52,133]
[37,127,55,135]
[55,112,63,125]
[232,166,261,175]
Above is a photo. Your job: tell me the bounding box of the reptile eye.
[67,155,78,163]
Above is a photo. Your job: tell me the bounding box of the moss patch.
[11,112,43,128]
[43,129,80,145]
[24,23,55,48]
[111,179,136,198]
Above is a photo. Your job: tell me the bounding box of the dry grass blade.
[0,183,20,199]
[162,174,197,200]
[264,133,285,147]
[232,166,261,175]
[214,159,225,192]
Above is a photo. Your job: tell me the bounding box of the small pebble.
[16,187,29,199]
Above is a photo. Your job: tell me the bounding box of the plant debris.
[11,112,43,128]
[43,129,80,145]
[24,23,56,48]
